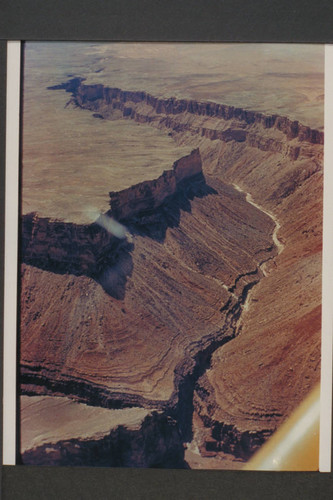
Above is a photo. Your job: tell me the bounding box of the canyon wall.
[109,148,202,221]
[50,78,324,149]
[21,212,121,277]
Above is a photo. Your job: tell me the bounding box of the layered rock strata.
[21,174,275,408]
[109,148,202,221]
[20,81,323,467]
[182,123,322,466]
[21,148,201,278]
[21,212,125,277]
[50,78,323,147]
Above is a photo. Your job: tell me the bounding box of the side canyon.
[20,67,323,468]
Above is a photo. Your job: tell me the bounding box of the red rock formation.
[182,123,322,467]
[20,177,275,409]
[20,81,323,467]
[21,212,122,276]
[109,148,202,221]
[55,78,323,146]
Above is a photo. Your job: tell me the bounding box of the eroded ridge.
[49,78,323,160]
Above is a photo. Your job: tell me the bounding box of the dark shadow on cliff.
[21,175,216,300]
[20,411,189,468]
[21,217,134,301]
[96,246,134,300]
[172,333,235,444]
[127,175,218,243]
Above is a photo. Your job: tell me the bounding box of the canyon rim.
[18,42,324,469]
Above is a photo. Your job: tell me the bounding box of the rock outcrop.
[21,212,124,277]
[109,148,202,221]
[49,78,324,162]
[182,116,322,467]
[49,78,324,144]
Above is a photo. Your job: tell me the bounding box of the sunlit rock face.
[19,42,323,468]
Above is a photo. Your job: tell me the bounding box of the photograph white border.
[2,40,332,471]
[3,40,20,466]
[320,44,333,472]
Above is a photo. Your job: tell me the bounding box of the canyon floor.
[19,43,323,469]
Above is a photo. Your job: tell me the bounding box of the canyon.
[20,61,323,468]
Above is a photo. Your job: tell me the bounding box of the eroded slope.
[21,175,275,407]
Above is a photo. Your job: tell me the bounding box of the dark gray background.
[1,0,333,498]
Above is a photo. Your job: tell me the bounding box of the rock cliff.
[109,148,202,221]
[50,78,323,156]
[21,212,123,277]
[21,149,202,280]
